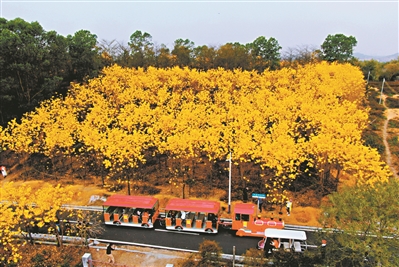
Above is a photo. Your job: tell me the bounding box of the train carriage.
[103,195,160,228]
[232,203,284,237]
[164,198,220,234]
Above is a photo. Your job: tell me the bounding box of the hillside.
[354,52,399,62]
[1,67,397,229]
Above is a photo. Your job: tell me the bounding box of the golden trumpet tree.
[0,62,391,200]
[0,182,74,265]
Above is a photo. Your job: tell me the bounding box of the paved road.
[100,224,257,255]
[99,222,318,255]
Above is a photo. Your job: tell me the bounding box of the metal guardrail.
[0,201,104,212]
[284,224,322,232]
[62,204,103,211]
[16,232,86,245]
[92,238,245,263]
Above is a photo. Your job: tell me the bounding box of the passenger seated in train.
[168,210,177,224]
[208,213,217,227]
[272,238,280,249]
[135,208,143,222]
[141,209,151,222]
[146,209,154,223]
[180,210,187,223]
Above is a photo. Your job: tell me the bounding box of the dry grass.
[88,244,191,267]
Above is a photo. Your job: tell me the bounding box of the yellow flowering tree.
[0,182,75,265]
[0,62,391,202]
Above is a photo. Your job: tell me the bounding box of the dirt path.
[381,95,399,178]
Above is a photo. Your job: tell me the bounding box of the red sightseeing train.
[102,194,284,237]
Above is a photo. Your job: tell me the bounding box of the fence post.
[82,253,92,267]
[233,246,235,267]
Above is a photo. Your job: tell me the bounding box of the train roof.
[233,203,256,214]
[103,194,158,209]
[165,198,220,213]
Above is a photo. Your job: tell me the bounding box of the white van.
[257,228,307,253]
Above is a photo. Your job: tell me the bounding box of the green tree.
[128,30,155,68]
[320,33,357,63]
[192,45,217,70]
[171,38,194,67]
[155,44,172,68]
[382,59,399,81]
[0,18,70,126]
[249,36,282,71]
[320,180,399,266]
[357,59,383,82]
[215,42,250,70]
[67,29,102,81]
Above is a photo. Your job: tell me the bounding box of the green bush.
[388,119,399,128]
[385,97,399,108]
[363,132,385,154]
[388,136,399,147]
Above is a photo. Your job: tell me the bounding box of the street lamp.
[227,151,232,214]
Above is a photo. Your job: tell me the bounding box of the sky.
[1,0,398,57]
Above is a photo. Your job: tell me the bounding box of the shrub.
[180,254,199,267]
[388,136,399,147]
[198,239,222,266]
[363,132,385,154]
[294,210,311,223]
[386,97,399,108]
[17,245,86,267]
[388,119,399,128]
[242,248,270,266]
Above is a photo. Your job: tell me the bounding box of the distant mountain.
[354,53,399,62]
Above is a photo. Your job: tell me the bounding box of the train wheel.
[237,229,244,237]
[205,228,213,234]
[142,223,149,228]
[176,226,183,231]
[113,221,121,226]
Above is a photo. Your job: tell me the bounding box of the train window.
[242,214,250,221]
[106,206,115,213]
[235,213,241,220]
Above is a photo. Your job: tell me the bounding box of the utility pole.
[379,78,386,104]
[227,151,232,214]
[366,70,370,85]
